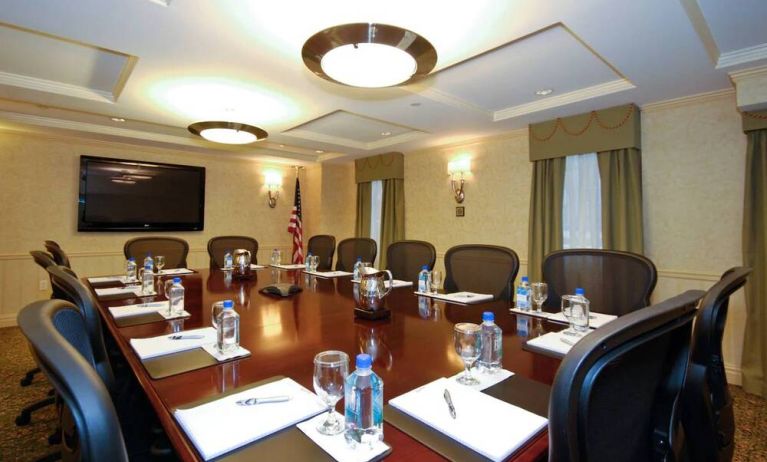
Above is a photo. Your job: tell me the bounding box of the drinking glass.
[155,255,166,273]
[309,255,319,272]
[271,249,282,266]
[531,282,548,313]
[163,278,175,300]
[313,350,349,435]
[211,301,225,328]
[430,270,442,294]
[453,323,482,385]
[561,295,582,336]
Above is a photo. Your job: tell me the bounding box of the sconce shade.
[448,158,471,175]
[188,121,268,145]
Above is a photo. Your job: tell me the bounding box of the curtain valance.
[355,152,404,183]
[529,104,640,161]
[742,110,767,132]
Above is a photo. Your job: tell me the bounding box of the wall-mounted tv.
[78,155,206,232]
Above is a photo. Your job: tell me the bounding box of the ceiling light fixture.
[302,23,438,88]
[535,89,553,96]
[315,150,325,154]
[110,117,126,122]
[381,131,392,136]
[188,121,268,145]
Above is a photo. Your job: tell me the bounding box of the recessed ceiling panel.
[698,0,767,52]
[425,25,623,113]
[0,22,136,102]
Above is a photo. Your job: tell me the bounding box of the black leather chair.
[680,267,751,462]
[336,238,377,271]
[542,249,657,315]
[45,242,71,268]
[207,236,259,268]
[386,240,436,284]
[307,235,336,271]
[548,290,704,462]
[443,244,519,301]
[18,299,130,462]
[124,237,189,268]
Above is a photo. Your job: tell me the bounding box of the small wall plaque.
[456,206,465,217]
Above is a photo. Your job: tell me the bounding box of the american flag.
[287,177,304,264]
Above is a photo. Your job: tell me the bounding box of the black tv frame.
[77,155,206,232]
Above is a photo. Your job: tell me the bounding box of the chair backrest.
[542,249,657,315]
[45,242,71,268]
[548,290,704,462]
[45,240,61,248]
[307,235,336,271]
[46,265,114,391]
[335,238,377,271]
[443,244,519,301]
[30,250,56,269]
[124,237,189,268]
[680,266,751,462]
[207,236,259,268]
[17,299,129,462]
[386,240,437,284]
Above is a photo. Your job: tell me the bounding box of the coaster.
[201,344,251,362]
[296,412,392,462]
[158,310,192,320]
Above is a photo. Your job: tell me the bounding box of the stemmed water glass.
[313,350,349,435]
[155,255,166,273]
[430,270,443,294]
[531,282,548,313]
[453,323,482,385]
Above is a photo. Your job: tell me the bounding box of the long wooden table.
[91,268,563,461]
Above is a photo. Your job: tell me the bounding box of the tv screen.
[78,155,205,232]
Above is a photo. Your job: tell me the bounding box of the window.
[369,180,383,251]
[562,153,602,249]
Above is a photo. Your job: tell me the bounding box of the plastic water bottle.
[516,276,531,310]
[141,262,154,295]
[344,353,383,448]
[224,250,233,270]
[168,277,184,315]
[216,300,240,353]
[305,253,313,272]
[571,288,591,333]
[417,265,430,293]
[143,253,154,270]
[353,257,363,280]
[479,311,503,373]
[126,257,137,282]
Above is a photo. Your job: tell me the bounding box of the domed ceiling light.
[188,121,268,145]
[302,23,437,88]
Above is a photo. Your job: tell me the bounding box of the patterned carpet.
[1,326,766,461]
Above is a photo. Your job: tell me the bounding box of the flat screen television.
[78,155,205,232]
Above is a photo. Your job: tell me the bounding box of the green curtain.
[379,178,405,269]
[742,129,767,397]
[528,157,566,281]
[597,148,644,253]
[355,182,371,238]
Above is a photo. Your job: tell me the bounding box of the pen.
[443,389,456,419]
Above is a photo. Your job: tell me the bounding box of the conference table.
[90,268,564,462]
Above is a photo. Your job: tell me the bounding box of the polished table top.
[92,268,563,462]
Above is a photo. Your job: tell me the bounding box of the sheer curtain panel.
[562,153,602,249]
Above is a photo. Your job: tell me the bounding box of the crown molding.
[493,79,635,121]
[640,88,734,112]
[406,127,528,156]
[0,71,115,103]
[716,42,767,69]
[728,64,767,82]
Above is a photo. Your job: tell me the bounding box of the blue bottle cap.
[575,287,585,295]
[223,300,234,309]
[356,353,372,369]
[173,277,181,284]
[521,276,529,282]
[128,257,135,261]
[307,252,312,257]
[356,257,362,261]
[147,252,152,256]
[482,311,495,322]
[422,265,429,270]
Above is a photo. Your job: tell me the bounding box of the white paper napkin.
[414,291,494,305]
[447,368,514,391]
[352,279,413,288]
[94,286,141,297]
[297,412,390,462]
[159,268,195,275]
[174,377,326,460]
[129,327,216,360]
[109,301,169,319]
[201,344,251,361]
[389,377,547,462]
[305,270,353,278]
[525,330,591,356]
[271,263,306,270]
[157,310,191,320]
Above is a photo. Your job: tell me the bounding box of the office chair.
[386,240,436,284]
[124,237,189,268]
[207,236,259,268]
[548,290,704,462]
[18,299,130,462]
[335,238,377,271]
[44,242,71,268]
[443,244,519,301]
[307,235,336,271]
[543,249,657,315]
[680,266,751,462]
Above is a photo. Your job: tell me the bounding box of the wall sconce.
[264,170,282,208]
[447,158,471,203]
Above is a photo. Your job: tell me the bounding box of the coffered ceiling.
[0,0,764,164]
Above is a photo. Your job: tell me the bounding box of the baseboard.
[725,364,742,386]
[0,313,18,328]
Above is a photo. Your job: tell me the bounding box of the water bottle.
[168,277,185,315]
[224,250,233,270]
[417,265,430,293]
[344,353,383,448]
[571,288,591,333]
[141,263,154,295]
[216,300,240,353]
[126,257,137,282]
[143,253,154,270]
[271,248,280,265]
[305,253,313,272]
[353,257,363,280]
[516,276,531,310]
[479,311,503,373]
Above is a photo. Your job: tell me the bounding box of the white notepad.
[108,301,169,319]
[525,330,591,356]
[129,327,217,360]
[94,286,141,297]
[389,377,547,462]
[174,377,326,460]
[352,279,413,288]
[414,291,494,305]
[158,268,195,275]
[87,275,126,284]
[270,263,306,270]
[510,308,617,329]
[304,270,353,278]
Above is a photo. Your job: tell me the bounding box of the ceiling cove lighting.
[302,23,438,88]
[188,121,268,145]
